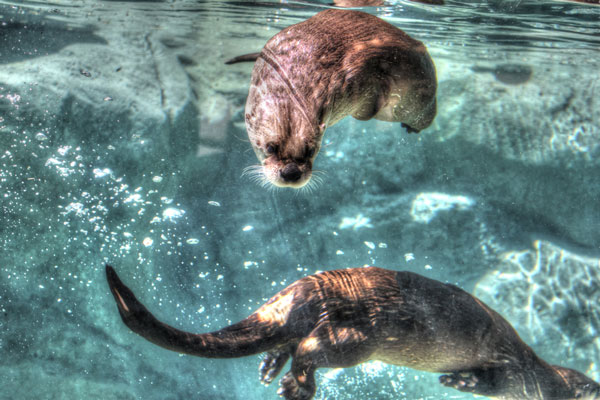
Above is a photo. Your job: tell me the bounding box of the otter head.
[244,57,325,189]
[245,109,324,189]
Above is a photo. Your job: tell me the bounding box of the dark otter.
[232,9,437,188]
[106,265,599,400]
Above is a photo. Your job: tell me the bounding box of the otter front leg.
[277,326,374,400]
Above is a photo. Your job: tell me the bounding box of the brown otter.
[106,265,599,400]
[231,9,437,188]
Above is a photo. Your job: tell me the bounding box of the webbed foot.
[439,372,479,393]
[277,371,315,400]
[259,350,290,385]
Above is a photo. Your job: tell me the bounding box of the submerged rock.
[475,240,600,381]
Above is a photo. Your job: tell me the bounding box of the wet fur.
[242,9,437,188]
[106,265,599,400]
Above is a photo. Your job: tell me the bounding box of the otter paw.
[439,372,479,392]
[277,372,313,400]
[259,351,289,385]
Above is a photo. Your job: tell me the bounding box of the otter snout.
[253,157,313,188]
[280,163,302,183]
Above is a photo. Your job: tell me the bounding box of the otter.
[106,265,599,400]
[229,9,437,188]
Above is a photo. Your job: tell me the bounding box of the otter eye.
[266,144,276,155]
[305,147,315,159]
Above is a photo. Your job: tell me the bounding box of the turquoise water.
[0,0,599,399]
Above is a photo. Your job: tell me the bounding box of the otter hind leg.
[439,367,507,397]
[260,349,291,385]
[277,326,374,400]
[439,372,480,393]
[278,370,316,400]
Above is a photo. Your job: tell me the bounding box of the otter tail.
[224,52,260,65]
[105,265,285,358]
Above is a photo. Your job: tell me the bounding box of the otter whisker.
[260,178,272,189]
[233,132,250,143]
[311,169,327,179]
[242,165,272,188]
[321,140,335,149]
[242,164,263,178]
[263,179,275,190]
[309,171,326,188]
[292,185,303,198]
[300,174,323,195]
[266,181,281,194]
[312,176,323,189]
[311,176,324,189]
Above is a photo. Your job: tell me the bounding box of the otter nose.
[280,163,302,182]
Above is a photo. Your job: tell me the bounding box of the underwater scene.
[1,0,600,399]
